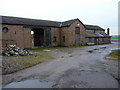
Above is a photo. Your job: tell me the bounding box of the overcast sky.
[0,0,119,35]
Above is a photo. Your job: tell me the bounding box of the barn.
[85,25,111,45]
[1,16,111,48]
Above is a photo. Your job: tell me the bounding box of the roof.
[1,16,84,28]
[86,31,110,38]
[61,18,85,27]
[2,16,61,27]
[61,19,77,27]
[85,24,105,31]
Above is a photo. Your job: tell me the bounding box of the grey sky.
[0,0,119,35]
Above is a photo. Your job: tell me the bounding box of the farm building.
[85,25,111,45]
[1,16,111,48]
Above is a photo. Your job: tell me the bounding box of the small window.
[75,27,80,34]
[2,27,9,33]
[6,43,7,47]
[15,31,16,34]
[53,36,57,42]
[63,36,65,42]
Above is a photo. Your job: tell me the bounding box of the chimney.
[107,28,110,35]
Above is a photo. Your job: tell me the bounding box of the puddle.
[3,80,54,88]
[110,48,120,51]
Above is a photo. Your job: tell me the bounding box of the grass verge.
[106,50,120,61]
[2,51,54,75]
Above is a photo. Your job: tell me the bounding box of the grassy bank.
[107,50,120,61]
[2,51,54,75]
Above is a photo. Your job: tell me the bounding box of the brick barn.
[85,25,111,45]
[1,16,111,48]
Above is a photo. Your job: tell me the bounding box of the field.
[111,36,120,42]
[111,36,120,39]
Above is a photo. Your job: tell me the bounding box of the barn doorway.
[31,27,51,47]
[31,28,44,47]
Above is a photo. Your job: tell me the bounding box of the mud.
[2,42,119,88]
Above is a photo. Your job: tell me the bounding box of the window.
[63,36,65,42]
[53,36,57,42]
[2,27,9,33]
[15,31,16,34]
[75,27,80,34]
[6,43,7,47]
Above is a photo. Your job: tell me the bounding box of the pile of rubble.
[2,45,30,56]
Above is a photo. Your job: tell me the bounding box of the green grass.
[111,36,120,42]
[27,43,112,51]
[111,36,120,39]
[107,50,120,61]
[2,51,54,75]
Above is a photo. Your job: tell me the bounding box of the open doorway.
[31,28,44,47]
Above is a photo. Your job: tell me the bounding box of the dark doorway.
[32,28,44,47]
[31,27,51,47]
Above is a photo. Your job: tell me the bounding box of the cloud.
[0,0,119,35]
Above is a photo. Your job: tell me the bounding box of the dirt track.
[3,42,119,88]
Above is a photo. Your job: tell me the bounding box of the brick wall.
[60,27,69,46]
[68,20,86,46]
[51,27,60,46]
[2,24,32,48]
[2,24,24,48]
[23,27,32,48]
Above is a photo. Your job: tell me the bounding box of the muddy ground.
[2,42,119,88]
